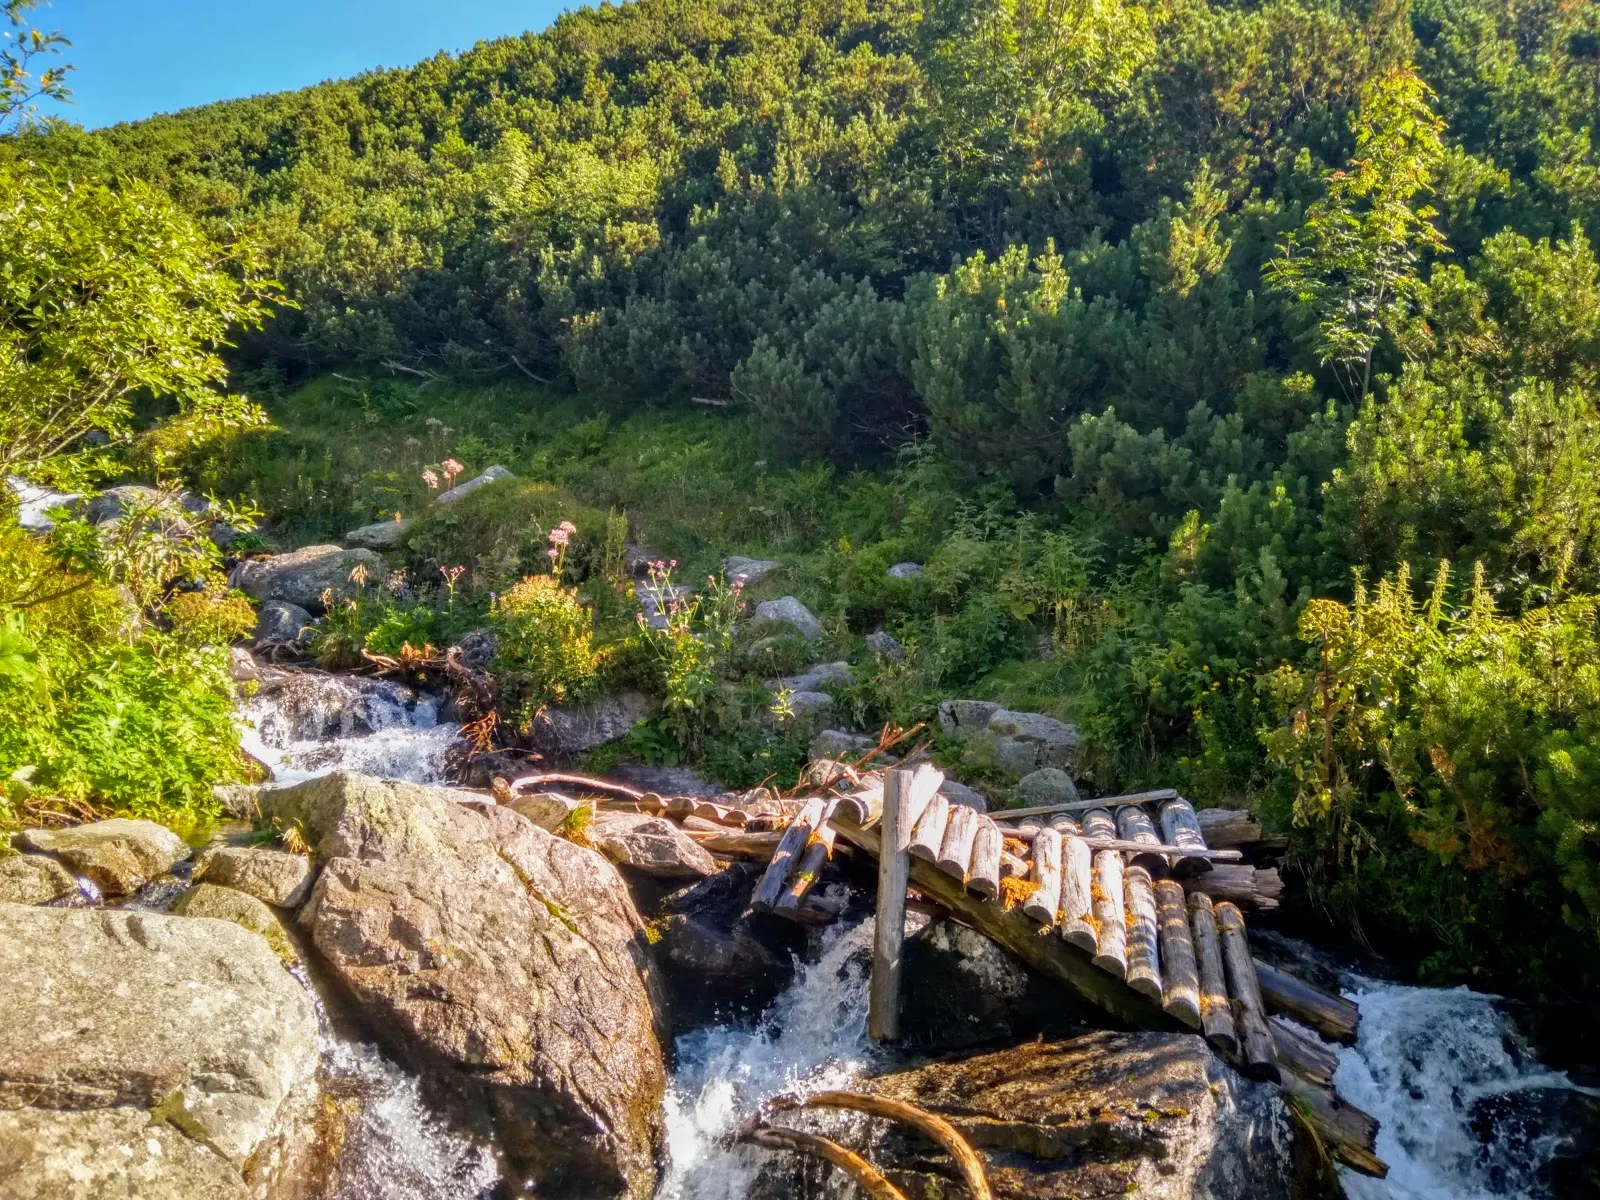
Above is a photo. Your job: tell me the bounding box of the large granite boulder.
[344,516,413,550]
[194,846,314,908]
[253,600,315,647]
[229,544,385,613]
[259,772,668,1199]
[0,904,321,1199]
[752,596,824,640]
[170,884,296,962]
[938,699,1002,740]
[16,818,189,897]
[0,855,78,905]
[986,709,1081,774]
[589,812,718,880]
[527,689,656,758]
[78,484,213,527]
[1016,767,1079,806]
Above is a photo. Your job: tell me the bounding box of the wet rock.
[16,818,189,897]
[194,846,314,908]
[938,699,1002,740]
[1017,767,1078,806]
[939,779,990,812]
[606,761,724,799]
[0,904,321,1198]
[261,772,667,1198]
[229,646,259,683]
[859,1033,1294,1200]
[987,709,1081,774]
[170,882,296,961]
[590,812,718,880]
[723,555,781,584]
[345,515,413,549]
[506,792,582,831]
[753,595,824,640]
[460,747,536,788]
[230,544,385,613]
[249,672,418,743]
[772,660,852,692]
[452,627,498,670]
[811,729,877,761]
[0,855,78,905]
[887,561,924,579]
[253,599,315,646]
[434,464,514,506]
[7,475,81,533]
[865,629,905,660]
[528,689,656,758]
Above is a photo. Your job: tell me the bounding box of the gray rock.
[7,475,81,533]
[784,691,834,719]
[17,818,189,897]
[194,846,314,908]
[253,599,315,645]
[939,779,990,813]
[433,464,514,506]
[230,544,385,613]
[987,709,1081,774]
[772,660,852,692]
[589,812,718,880]
[170,882,296,962]
[210,519,242,549]
[810,729,877,761]
[228,646,259,683]
[529,689,656,758]
[865,629,905,660]
[938,698,1002,740]
[752,595,823,640]
[0,855,78,905]
[212,783,263,820]
[345,515,413,549]
[637,583,691,630]
[722,556,781,584]
[1016,767,1079,806]
[506,792,582,831]
[452,627,498,670]
[260,772,667,1197]
[886,561,924,579]
[0,904,321,1197]
[79,484,212,527]
[621,542,662,578]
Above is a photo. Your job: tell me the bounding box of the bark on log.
[1046,812,1081,835]
[1123,863,1163,1001]
[1216,901,1278,1082]
[1115,803,1167,874]
[1154,878,1201,1029]
[993,827,1242,861]
[999,850,1029,880]
[683,828,785,858]
[793,1091,994,1200]
[989,789,1180,821]
[1254,959,1360,1045]
[835,780,884,827]
[1023,827,1063,927]
[968,820,1003,900]
[1091,849,1127,979]
[906,793,950,863]
[1188,892,1238,1057]
[1157,798,1211,877]
[937,803,981,881]
[870,772,914,1043]
[1277,1073,1388,1178]
[1194,807,1262,848]
[736,1123,908,1200]
[904,763,945,833]
[1271,1016,1339,1088]
[1182,864,1282,910]
[1080,807,1117,841]
[752,797,826,911]
[1059,834,1097,952]
[776,806,838,912]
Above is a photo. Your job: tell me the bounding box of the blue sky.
[30,1,571,129]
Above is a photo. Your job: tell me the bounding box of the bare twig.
[735,1117,908,1200]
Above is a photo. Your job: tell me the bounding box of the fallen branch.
[507,772,649,802]
[735,1118,907,1200]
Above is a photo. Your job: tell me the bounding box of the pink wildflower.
[422,468,440,490]
[548,527,571,546]
[547,548,559,559]
[442,458,464,481]
[558,520,576,534]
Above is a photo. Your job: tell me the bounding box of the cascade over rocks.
[15,818,189,897]
[0,904,322,1200]
[258,771,668,1199]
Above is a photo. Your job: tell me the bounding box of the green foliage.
[490,573,602,722]
[0,1,70,133]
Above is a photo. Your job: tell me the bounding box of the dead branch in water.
[735,1117,907,1200]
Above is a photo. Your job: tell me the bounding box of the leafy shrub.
[490,574,601,722]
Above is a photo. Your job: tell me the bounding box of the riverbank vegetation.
[4,0,1600,1004]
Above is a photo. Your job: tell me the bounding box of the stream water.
[234,672,1595,1200]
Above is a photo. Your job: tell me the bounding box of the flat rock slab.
[0,904,321,1198]
[528,690,655,758]
[590,812,718,880]
[261,772,667,1198]
[17,818,189,897]
[0,855,79,905]
[194,846,314,908]
[722,556,781,583]
[752,596,823,640]
[434,464,513,506]
[506,792,582,831]
[344,516,413,549]
[230,544,386,613]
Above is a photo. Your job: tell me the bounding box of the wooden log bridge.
[746,769,1387,1179]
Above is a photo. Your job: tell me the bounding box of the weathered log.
[683,828,785,858]
[1254,959,1360,1046]
[1182,864,1282,910]
[688,798,751,826]
[1046,812,1081,834]
[1277,1073,1387,1177]
[1079,807,1117,841]
[1000,827,1243,861]
[999,850,1029,880]
[1153,878,1201,1029]
[1023,827,1063,927]
[989,789,1180,821]
[776,804,839,912]
[1115,803,1167,874]
[833,815,1176,1030]
[1194,807,1262,848]
[968,820,1003,900]
[904,763,945,832]
[1157,798,1211,877]
[1059,834,1097,952]
[752,797,826,911]
[1123,863,1163,1000]
[736,1121,908,1200]
[1187,892,1238,1056]
[870,771,915,1043]
[1216,901,1278,1082]
[790,1091,994,1200]
[1271,1016,1340,1089]
[1090,849,1127,979]
[834,780,884,827]
[937,803,981,881]
[906,793,950,863]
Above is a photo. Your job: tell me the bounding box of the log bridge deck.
[744,765,1387,1179]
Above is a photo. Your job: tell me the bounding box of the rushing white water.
[1335,980,1597,1200]
[239,672,463,785]
[657,917,879,1199]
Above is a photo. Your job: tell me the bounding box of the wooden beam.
[1023,827,1063,927]
[1059,833,1096,952]
[1188,892,1238,1057]
[1157,798,1212,877]
[1217,902,1278,1082]
[1091,849,1128,979]
[988,789,1180,821]
[869,771,914,1043]
[1154,878,1201,1028]
[1254,959,1360,1046]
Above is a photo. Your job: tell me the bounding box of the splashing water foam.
[1335,979,1598,1200]
[657,917,878,1199]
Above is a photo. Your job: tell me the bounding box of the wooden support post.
[1123,863,1162,1000]
[936,803,980,881]
[1254,959,1360,1045]
[1216,901,1278,1081]
[869,770,914,1043]
[906,793,950,863]
[751,797,826,910]
[1059,833,1096,952]
[1090,849,1127,978]
[1187,892,1238,1057]
[1157,798,1212,877]
[968,820,1003,899]
[1154,878,1200,1028]
[1023,827,1063,927]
